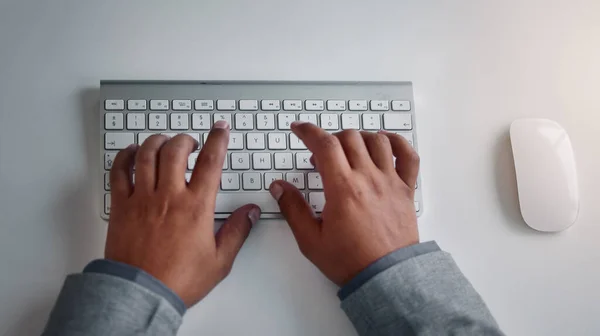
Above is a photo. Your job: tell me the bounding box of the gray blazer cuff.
[338,241,440,300]
[42,273,182,335]
[340,251,502,336]
[84,259,186,315]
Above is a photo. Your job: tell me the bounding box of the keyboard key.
[264,173,283,188]
[170,113,189,130]
[235,113,254,130]
[289,133,306,149]
[231,153,250,170]
[242,173,262,190]
[341,114,360,129]
[309,192,325,212]
[185,173,192,182]
[105,133,134,150]
[396,132,414,146]
[214,113,233,129]
[383,113,412,130]
[274,153,293,170]
[188,152,199,170]
[256,113,276,130]
[217,100,236,111]
[104,172,110,190]
[308,172,323,190]
[228,133,244,149]
[150,100,169,110]
[286,173,305,189]
[138,132,158,144]
[320,114,339,130]
[348,100,368,111]
[127,113,145,130]
[173,100,192,110]
[414,202,420,212]
[105,193,111,215]
[246,133,266,150]
[128,100,146,110]
[221,173,240,190]
[253,153,272,169]
[222,155,229,170]
[327,100,346,111]
[239,100,258,111]
[268,133,287,149]
[370,100,389,111]
[192,113,211,130]
[195,100,214,110]
[295,153,314,169]
[362,114,381,130]
[299,113,318,125]
[183,132,201,145]
[305,100,324,111]
[215,193,280,214]
[105,113,124,130]
[261,100,280,111]
[105,99,124,110]
[283,100,302,111]
[392,100,411,111]
[149,113,168,130]
[278,114,296,130]
[104,152,116,170]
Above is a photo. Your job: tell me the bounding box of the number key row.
[105,112,412,131]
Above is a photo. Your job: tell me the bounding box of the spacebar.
[215,193,281,213]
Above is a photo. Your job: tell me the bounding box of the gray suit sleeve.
[42,273,182,336]
[341,251,504,336]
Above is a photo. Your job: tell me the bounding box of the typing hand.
[270,122,420,286]
[105,120,260,307]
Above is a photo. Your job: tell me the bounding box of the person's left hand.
[105,120,260,307]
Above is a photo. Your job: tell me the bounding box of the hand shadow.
[5,88,106,336]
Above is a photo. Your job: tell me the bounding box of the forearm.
[42,268,182,335]
[340,243,503,336]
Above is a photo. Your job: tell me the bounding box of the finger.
[361,132,395,172]
[157,134,198,191]
[333,130,373,169]
[382,132,420,188]
[110,144,138,200]
[189,120,229,193]
[216,204,260,273]
[291,121,350,179]
[135,134,170,193]
[269,181,319,247]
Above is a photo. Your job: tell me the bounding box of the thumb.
[216,204,260,271]
[269,180,319,244]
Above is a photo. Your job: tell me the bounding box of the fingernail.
[291,121,306,128]
[248,207,261,225]
[213,120,229,129]
[269,182,284,201]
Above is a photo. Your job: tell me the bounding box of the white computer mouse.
[509,118,580,232]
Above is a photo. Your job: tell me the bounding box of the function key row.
[105,99,412,112]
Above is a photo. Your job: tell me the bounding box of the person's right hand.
[269,122,420,286]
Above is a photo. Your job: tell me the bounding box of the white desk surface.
[1,1,599,335]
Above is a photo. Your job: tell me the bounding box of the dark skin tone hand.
[269,122,420,285]
[106,119,420,307]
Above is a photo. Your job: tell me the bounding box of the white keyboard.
[100,81,423,219]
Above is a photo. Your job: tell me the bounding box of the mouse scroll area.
[509,118,579,232]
